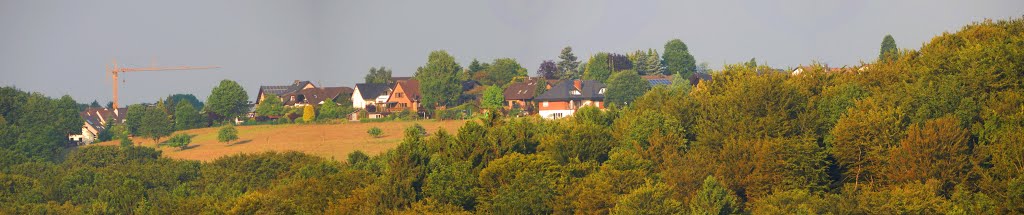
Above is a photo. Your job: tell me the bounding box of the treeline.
[2,18,1024,214]
[0,88,82,161]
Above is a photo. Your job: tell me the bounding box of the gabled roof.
[503,77,550,100]
[355,83,392,100]
[534,80,606,101]
[80,107,128,135]
[395,80,421,101]
[284,87,353,105]
[259,80,314,97]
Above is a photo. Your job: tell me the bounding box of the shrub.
[119,136,133,147]
[164,133,192,150]
[368,127,383,138]
[276,117,291,124]
[302,105,316,122]
[218,124,239,144]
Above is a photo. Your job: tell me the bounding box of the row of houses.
[252,73,715,121]
[71,73,709,144]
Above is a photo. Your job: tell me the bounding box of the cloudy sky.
[1,0,1021,106]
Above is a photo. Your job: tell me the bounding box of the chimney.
[573,80,582,90]
[293,80,301,85]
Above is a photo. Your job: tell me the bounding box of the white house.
[69,107,127,145]
[352,83,392,111]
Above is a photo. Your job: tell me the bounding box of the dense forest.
[2,18,1024,214]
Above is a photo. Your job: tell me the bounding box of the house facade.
[534,80,606,119]
[352,83,392,111]
[503,77,552,113]
[256,80,316,105]
[386,79,421,112]
[281,87,352,107]
[252,80,352,119]
[69,107,127,144]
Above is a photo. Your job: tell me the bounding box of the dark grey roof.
[689,73,712,86]
[534,80,606,101]
[259,81,312,96]
[355,83,392,100]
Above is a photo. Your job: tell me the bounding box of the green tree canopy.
[689,176,740,215]
[663,39,696,76]
[481,58,527,86]
[255,94,285,118]
[126,104,146,135]
[205,79,249,122]
[605,70,650,107]
[557,46,581,80]
[610,182,684,215]
[880,34,898,62]
[415,50,463,110]
[364,66,393,84]
[164,94,204,116]
[164,133,192,150]
[481,85,504,110]
[174,100,204,130]
[139,106,173,142]
[218,124,239,144]
[584,53,613,82]
[468,59,489,76]
[318,98,349,120]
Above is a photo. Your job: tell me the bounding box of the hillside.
[93,120,467,161]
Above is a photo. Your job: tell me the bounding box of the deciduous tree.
[689,176,740,215]
[584,53,613,82]
[482,58,527,86]
[206,80,249,122]
[140,107,173,142]
[663,39,696,76]
[416,50,463,110]
[218,124,238,144]
[365,66,393,84]
[537,60,558,79]
[174,100,204,130]
[481,86,504,110]
[605,70,649,107]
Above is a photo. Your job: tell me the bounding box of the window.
[598,88,606,94]
[571,90,581,95]
[542,102,549,107]
[553,113,563,118]
[396,93,404,98]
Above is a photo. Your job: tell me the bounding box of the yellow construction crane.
[108,59,218,108]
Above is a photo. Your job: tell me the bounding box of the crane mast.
[109,59,218,108]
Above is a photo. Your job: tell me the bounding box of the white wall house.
[352,87,369,109]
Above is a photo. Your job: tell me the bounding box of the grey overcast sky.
[1,0,1022,106]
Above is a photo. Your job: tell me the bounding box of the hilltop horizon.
[1,1,1022,105]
